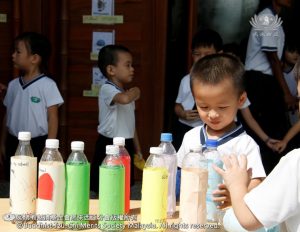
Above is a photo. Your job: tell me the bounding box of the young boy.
[1,32,64,179]
[177,53,266,227]
[91,44,142,193]
[214,151,300,232]
[173,29,223,150]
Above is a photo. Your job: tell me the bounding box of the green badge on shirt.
[31,96,41,103]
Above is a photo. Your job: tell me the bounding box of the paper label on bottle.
[37,162,65,221]
[10,156,37,215]
[180,168,208,231]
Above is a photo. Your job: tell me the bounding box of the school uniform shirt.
[175,74,203,128]
[245,7,285,75]
[177,123,266,179]
[98,82,135,139]
[244,149,300,232]
[3,74,64,138]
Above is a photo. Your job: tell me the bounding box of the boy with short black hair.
[177,54,266,225]
[91,44,142,193]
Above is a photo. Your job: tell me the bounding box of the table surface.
[0,198,225,231]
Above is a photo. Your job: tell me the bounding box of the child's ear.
[238,91,247,108]
[31,54,41,65]
[106,65,115,76]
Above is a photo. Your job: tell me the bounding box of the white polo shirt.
[98,82,135,139]
[177,123,266,179]
[244,149,300,232]
[175,74,203,127]
[245,7,285,75]
[4,75,64,138]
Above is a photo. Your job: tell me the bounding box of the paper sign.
[92,0,114,16]
[10,156,37,215]
[0,14,7,23]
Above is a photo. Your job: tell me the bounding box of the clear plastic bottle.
[99,145,125,231]
[203,139,223,224]
[141,147,168,231]
[158,133,177,218]
[36,139,65,226]
[65,141,90,228]
[113,137,131,214]
[9,131,37,218]
[180,144,208,232]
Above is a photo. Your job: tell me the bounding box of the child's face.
[284,50,299,66]
[12,41,33,70]
[193,77,246,135]
[111,51,134,84]
[192,46,217,63]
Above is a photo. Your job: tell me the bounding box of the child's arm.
[113,87,140,105]
[275,120,300,153]
[240,107,279,150]
[47,105,59,139]
[133,129,142,155]
[214,155,263,231]
[174,103,199,121]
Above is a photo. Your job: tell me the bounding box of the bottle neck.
[67,150,88,164]
[41,148,63,162]
[15,140,34,157]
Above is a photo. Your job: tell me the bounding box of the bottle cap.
[206,139,218,148]
[190,144,202,152]
[113,137,125,146]
[71,141,84,150]
[46,139,59,149]
[18,131,31,141]
[106,145,119,155]
[149,147,163,155]
[160,133,172,142]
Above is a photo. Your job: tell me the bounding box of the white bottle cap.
[149,147,163,155]
[18,131,31,141]
[113,137,125,146]
[190,144,202,152]
[106,145,119,155]
[71,141,84,150]
[46,139,59,149]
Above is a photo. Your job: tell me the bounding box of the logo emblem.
[250,14,282,31]
[31,96,41,103]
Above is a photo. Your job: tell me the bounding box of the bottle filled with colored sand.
[141,147,168,232]
[65,141,90,228]
[99,145,125,231]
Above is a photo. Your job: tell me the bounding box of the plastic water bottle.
[36,139,65,226]
[180,144,208,232]
[113,137,131,214]
[203,139,223,224]
[141,147,168,231]
[65,141,90,228]
[158,133,177,218]
[99,145,125,231]
[9,131,37,219]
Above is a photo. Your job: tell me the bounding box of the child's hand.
[273,140,287,153]
[213,183,231,209]
[183,109,199,121]
[265,137,280,151]
[128,87,140,101]
[213,155,250,193]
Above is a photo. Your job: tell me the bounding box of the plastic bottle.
[99,145,125,231]
[113,137,131,214]
[36,139,65,226]
[65,141,90,228]
[203,139,223,224]
[158,133,177,218]
[179,144,208,232]
[141,147,168,231]
[9,131,37,218]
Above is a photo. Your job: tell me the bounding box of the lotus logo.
[250,14,282,31]
[31,96,41,103]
